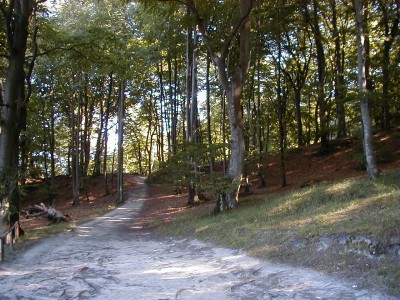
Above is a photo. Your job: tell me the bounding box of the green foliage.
[147,142,225,188]
[3,0,398,186]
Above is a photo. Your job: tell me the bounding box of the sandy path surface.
[0,176,396,300]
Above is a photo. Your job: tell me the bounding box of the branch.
[221,1,253,61]
[26,40,101,63]
[25,2,40,105]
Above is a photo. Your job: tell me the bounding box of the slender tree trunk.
[293,89,304,147]
[185,7,193,142]
[190,25,199,144]
[331,0,347,138]
[172,56,179,154]
[187,24,200,206]
[49,104,56,205]
[168,56,175,155]
[354,0,381,179]
[221,92,227,175]
[304,0,329,153]
[312,0,329,154]
[206,54,214,174]
[158,64,165,165]
[378,0,399,130]
[103,73,113,195]
[276,42,287,187]
[93,89,104,176]
[116,80,125,205]
[72,87,81,207]
[256,56,263,156]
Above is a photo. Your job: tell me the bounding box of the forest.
[0,0,399,228]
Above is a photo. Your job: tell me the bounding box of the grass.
[162,169,399,241]
[159,169,400,293]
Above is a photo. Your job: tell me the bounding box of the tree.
[354,0,381,179]
[116,80,125,205]
[0,0,41,231]
[185,0,253,211]
[303,0,330,154]
[377,0,399,130]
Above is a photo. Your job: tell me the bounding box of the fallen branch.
[21,203,71,223]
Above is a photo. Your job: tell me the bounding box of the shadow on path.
[0,176,396,299]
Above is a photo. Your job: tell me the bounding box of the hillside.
[16,129,400,295]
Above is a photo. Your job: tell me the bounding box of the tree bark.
[0,0,34,230]
[331,0,347,138]
[72,87,81,207]
[276,42,287,188]
[103,73,113,195]
[22,203,71,223]
[304,0,330,153]
[354,0,381,179]
[93,80,105,176]
[378,0,399,130]
[206,53,214,174]
[185,7,193,142]
[116,80,125,205]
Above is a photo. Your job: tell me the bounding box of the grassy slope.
[160,169,400,295]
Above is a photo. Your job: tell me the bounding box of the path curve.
[0,176,396,299]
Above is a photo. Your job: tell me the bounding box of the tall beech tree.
[354,0,381,179]
[185,0,254,211]
[0,0,42,230]
[303,0,330,154]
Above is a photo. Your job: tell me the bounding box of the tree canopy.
[1,0,399,223]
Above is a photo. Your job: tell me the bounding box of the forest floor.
[2,129,399,298]
[18,129,399,236]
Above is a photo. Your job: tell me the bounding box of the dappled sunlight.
[265,189,314,217]
[268,191,397,232]
[0,269,28,276]
[138,263,218,278]
[325,180,353,194]
[75,226,94,237]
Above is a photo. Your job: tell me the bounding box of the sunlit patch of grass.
[160,170,400,292]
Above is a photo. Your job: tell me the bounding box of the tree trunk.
[304,0,329,153]
[103,73,113,195]
[206,54,214,174]
[72,88,81,207]
[211,0,252,211]
[331,0,347,138]
[378,0,399,130]
[276,42,287,188]
[0,1,34,231]
[49,103,56,205]
[187,24,200,206]
[354,0,381,179]
[185,7,193,142]
[116,80,125,205]
[93,86,104,176]
[312,0,329,154]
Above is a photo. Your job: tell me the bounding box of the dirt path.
[0,176,396,300]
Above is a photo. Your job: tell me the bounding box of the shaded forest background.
[0,0,399,223]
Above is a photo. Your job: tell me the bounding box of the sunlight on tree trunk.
[354,0,381,180]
